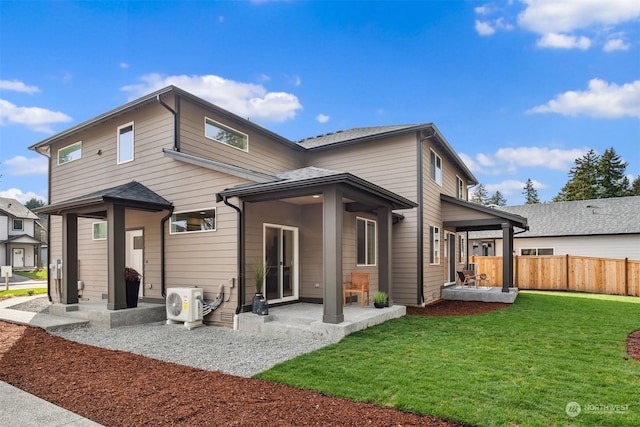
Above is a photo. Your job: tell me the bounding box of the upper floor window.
[205,117,248,152]
[430,150,442,185]
[58,141,82,165]
[93,221,107,240]
[170,208,216,234]
[521,248,554,256]
[12,219,24,231]
[456,176,465,199]
[430,225,440,264]
[117,122,134,164]
[356,217,376,266]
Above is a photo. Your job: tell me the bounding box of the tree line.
[471,147,639,206]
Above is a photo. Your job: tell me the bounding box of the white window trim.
[356,216,377,267]
[456,175,465,200]
[57,141,82,165]
[430,225,441,265]
[430,149,442,186]
[170,207,217,235]
[92,221,107,240]
[458,234,465,264]
[12,218,24,231]
[204,117,249,152]
[117,121,135,165]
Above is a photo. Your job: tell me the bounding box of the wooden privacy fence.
[469,255,640,297]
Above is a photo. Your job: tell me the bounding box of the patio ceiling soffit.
[35,181,173,217]
[440,194,529,232]
[218,167,418,211]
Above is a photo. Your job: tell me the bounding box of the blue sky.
[1,0,639,206]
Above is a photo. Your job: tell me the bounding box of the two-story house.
[30,86,527,327]
[0,197,43,269]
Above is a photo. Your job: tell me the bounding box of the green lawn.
[256,291,640,426]
[0,288,47,298]
[15,268,48,280]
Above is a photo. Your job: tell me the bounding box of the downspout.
[217,194,243,328]
[416,132,426,305]
[160,207,174,298]
[157,94,180,151]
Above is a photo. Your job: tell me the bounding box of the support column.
[323,185,344,324]
[502,223,514,293]
[61,213,79,304]
[107,204,127,310]
[377,206,392,305]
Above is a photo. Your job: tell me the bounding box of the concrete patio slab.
[441,286,519,303]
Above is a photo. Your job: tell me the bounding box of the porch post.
[501,223,513,292]
[107,204,127,310]
[61,213,79,304]
[377,206,392,305]
[322,185,344,324]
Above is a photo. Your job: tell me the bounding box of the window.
[458,234,465,263]
[12,219,24,231]
[93,222,107,240]
[117,122,134,164]
[521,248,554,256]
[170,208,216,234]
[456,176,465,199]
[58,141,82,165]
[356,217,376,266]
[430,150,442,185]
[429,226,440,264]
[205,117,248,151]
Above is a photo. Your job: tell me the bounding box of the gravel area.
[8,297,338,378]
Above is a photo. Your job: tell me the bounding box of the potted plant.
[373,291,388,309]
[124,267,141,308]
[252,261,270,315]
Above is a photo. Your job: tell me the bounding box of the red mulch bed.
[406,299,510,317]
[626,330,640,362]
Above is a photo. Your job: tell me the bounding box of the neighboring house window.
[93,222,107,240]
[356,217,376,266]
[205,117,248,152]
[430,150,442,185]
[58,141,82,165]
[430,226,440,264]
[170,208,216,234]
[521,248,554,256]
[458,234,465,263]
[12,219,24,231]
[117,122,134,164]
[456,176,465,199]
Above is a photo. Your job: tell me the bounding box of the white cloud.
[603,38,630,52]
[0,98,73,133]
[518,0,640,34]
[527,79,640,118]
[0,188,47,205]
[536,33,591,50]
[3,155,48,176]
[461,146,588,175]
[475,20,496,36]
[120,62,130,69]
[485,179,548,196]
[0,80,40,94]
[315,113,330,123]
[475,5,491,15]
[122,73,303,122]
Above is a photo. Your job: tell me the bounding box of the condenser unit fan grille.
[167,292,183,317]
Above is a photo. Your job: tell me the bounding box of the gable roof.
[36,181,172,215]
[470,196,640,239]
[0,197,39,220]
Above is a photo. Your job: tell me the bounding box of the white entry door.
[126,229,144,298]
[12,248,24,268]
[264,224,299,303]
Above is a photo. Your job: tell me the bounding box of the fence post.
[625,258,629,296]
[565,254,570,290]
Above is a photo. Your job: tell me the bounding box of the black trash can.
[126,280,140,308]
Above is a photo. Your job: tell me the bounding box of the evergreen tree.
[25,198,45,210]
[597,147,630,198]
[523,178,540,204]
[553,149,600,201]
[470,184,488,205]
[487,190,507,206]
[631,176,640,196]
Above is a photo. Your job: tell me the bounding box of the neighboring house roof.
[219,166,418,210]
[469,196,640,239]
[0,197,39,220]
[1,234,43,245]
[36,181,172,215]
[298,123,477,186]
